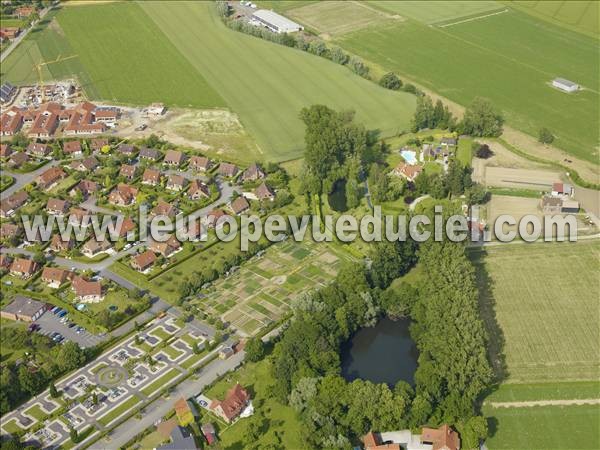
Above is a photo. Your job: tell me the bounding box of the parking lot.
[36,311,104,348]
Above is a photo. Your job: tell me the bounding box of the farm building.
[1,296,46,322]
[552,78,579,93]
[252,10,303,33]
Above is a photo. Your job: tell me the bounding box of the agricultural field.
[471,240,600,383]
[482,403,600,450]
[509,0,599,38]
[336,7,599,163]
[369,0,504,25]
[138,1,416,161]
[191,239,352,336]
[288,1,401,36]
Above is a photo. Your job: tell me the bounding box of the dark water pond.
[328,179,348,212]
[341,317,419,386]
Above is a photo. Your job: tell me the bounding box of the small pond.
[341,317,419,386]
[328,179,348,212]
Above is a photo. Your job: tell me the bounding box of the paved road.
[409,194,431,211]
[0,160,59,199]
[0,3,55,64]
[87,350,245,450]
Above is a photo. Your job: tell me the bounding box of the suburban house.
[70,179,99,198]
[139,147,161,161]
[8,151,29,168]
[362,424,460,450]
[209,383,251,424]
[72,276,104,302]
[200,423,217,446]
[166,174,187,191]
[392,163,423,182]
[0,106,23,136]
[255,182,275,201]
[1,296,45,322]
[164,149,185,166]
[117,144,136,157]
[0,191,28,218]
[218,162,239,178]
[82,238,112,257]
[0,143,12,157]
[118,217,137,239]
[151,200,178,218]
[49,234,74,253]
[68,207,89,226]
[90,138,109,152]
[70,156,100,172]
[230,196,250,215]
[0,255,13,269]
[241,162,265,182]
[149,235,181,257]
[36,166,66,189]
[0,223,21,241]
[206,209,227,228]
[188,180,210,200]
[46,198,70,215]
[142,168,161,186]
[189,155,211,172]
[63,140,83,157]
[156,425,197,450]
[440,137,457,147]
[119,164,137,180]
[174,397,196,426]
[41,267,73,288]
[108,183,138,206]
[27,142,51,157]
[131,250,157,272]
[9,258,38,278]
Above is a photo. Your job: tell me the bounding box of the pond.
[341,317,419,387]
[328,179,347,212]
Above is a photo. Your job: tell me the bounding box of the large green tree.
[461,97,504,137]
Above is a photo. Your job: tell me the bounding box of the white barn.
[252,10,303,33]
[552,78,579,93]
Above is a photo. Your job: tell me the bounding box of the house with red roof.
[209,383,251,423]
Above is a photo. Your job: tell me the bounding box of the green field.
[139,1,415,161]
[370,0,504,24]
[471,241,600,383]
[509,0,599,38]
[336,7,599,163]
[483,403,599,450]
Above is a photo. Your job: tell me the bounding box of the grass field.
[509,0,599,38]
[138,1,415,161]
[482,403,599,449]
[336,7,599,163]
[471,241,600,383]
[369,0,504,24]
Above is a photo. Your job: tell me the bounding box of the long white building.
[252,9,303,33]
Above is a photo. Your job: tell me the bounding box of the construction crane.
[31,54,78,103]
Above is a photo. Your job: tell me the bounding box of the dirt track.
[488,398,600,408]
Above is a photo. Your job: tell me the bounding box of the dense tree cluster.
[379,72,403,90]
[473,142,494,159]
[300,105,367,197]
[270,230,491,447]
[538,127,555,144]
[412,96,456,132]
[0,331,88,414]
[459,97,504,137]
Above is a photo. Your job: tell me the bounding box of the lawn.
[486,381,600,403]
[98,396,140,427]
[23,404,48,422]
[470,241,600,383]
[337,7,599,163]
[140,368,181,396]
[482,403,600,450]
[203,358,305,450]
[138,1,416,161]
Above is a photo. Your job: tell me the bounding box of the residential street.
[0,160,59,199]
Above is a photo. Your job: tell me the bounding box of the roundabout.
[96,366,128,388]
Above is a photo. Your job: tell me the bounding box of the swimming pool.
[400,149,417,165]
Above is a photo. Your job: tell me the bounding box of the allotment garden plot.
[194,240,350,336]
